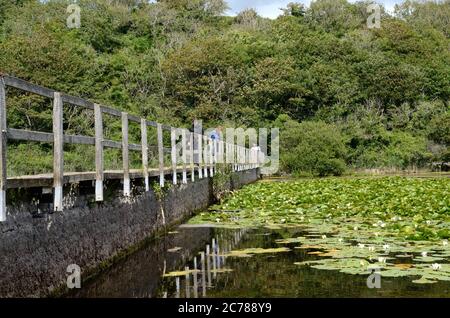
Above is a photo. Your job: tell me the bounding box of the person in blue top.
[209,129,220,141]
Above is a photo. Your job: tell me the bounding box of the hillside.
[0,0,449,176]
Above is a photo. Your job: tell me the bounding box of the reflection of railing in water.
[164,228,248,298]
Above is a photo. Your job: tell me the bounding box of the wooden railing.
[0,75,259,222]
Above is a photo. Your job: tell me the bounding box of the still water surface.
[71,225,450,298]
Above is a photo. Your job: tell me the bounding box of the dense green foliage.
[0,0,448,175]
[275,115,347,176]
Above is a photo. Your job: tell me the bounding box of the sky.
[225,0,404,18]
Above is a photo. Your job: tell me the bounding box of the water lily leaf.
[379,269,413,278]
[413,256,445,263]
[412,277,437,284]
[189,177,450,284]
[226,247,290,257]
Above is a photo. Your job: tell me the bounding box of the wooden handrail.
[0,74,256,221]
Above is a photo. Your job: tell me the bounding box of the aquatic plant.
[189,177,450,284]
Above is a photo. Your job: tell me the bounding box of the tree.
[395,0,450,37]
[281,2,306,17]
[235,8,260,29]
[307,0,363,35]
[276,116,347,176]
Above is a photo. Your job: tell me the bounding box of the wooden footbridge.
[0,75,259,222]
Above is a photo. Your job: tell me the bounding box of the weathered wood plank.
[197,133,203,179]
[146,120,158,128]
[214,139,218,171]
[246,148,249,170]
[190,132,195,182]
[171,127,177,185]
[6,166,214,189]
[61,94,94,110]
[157,123,164,187]
[141,118,149,191]
[102,139,140,151]
[203,135,208,178]
[233,144,239,171]
[94,104,104,201]
[7,128,53,143]
[209,138,214,177]
[122,112,130,196]
[0,78,7,221]
[103,140,121,149]
[128,114,141,123]
[7,128,137,152]
[182,129,187,184]
[3,75,54,98]
[64,134,95,145]
[100,105,121,117]
[7,128,96,145]
[53,92,64,212]
[218,140,224,167]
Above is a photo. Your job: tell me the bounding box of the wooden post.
[190,132,195,182]
[244,147,248,170]
[203,135,208,178]
[182,129,187,184]
[234,144,237,171]
[242,147,245,171]
[225,142,228,169]
[141,119,149,191]
[209,138,214,177]
[241,147,244,171]
[53,92,64,212]
[213,139,218,173]
[157,123,164,187]
[238,146,241,171]
[198,133,203,179]
[231,143,234,171]
[0,78,7,221]
[243,147,246,171]
[236,145,239,171]
[122,112,130,196]
[226,142,231,169]
[245,148,248,170]
[171,127,177,185]
[218,140,224,169]
[94,104,104,201]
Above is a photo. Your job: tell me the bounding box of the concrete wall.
[0,169,259,297]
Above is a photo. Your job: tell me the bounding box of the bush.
[276,115,347,176]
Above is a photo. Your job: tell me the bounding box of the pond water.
[71,225,450,298]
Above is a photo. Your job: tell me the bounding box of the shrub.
[276,116,347,176]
